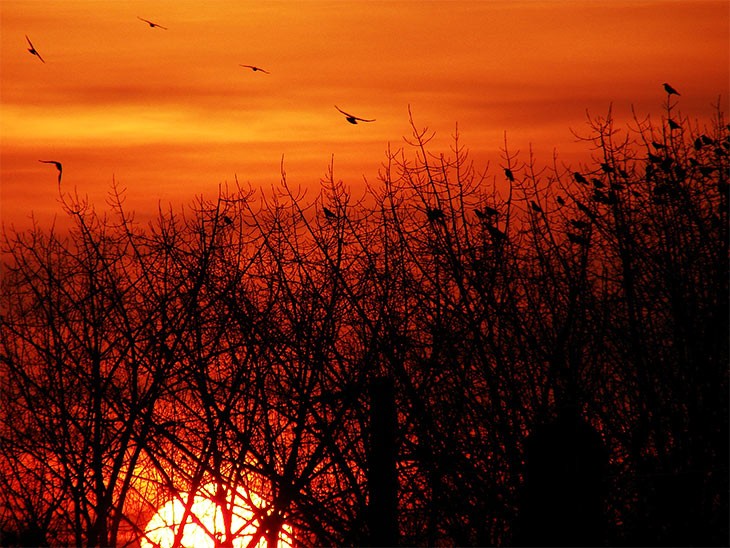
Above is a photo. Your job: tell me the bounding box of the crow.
[39,160,62,183]
[426,207,445,223]
[221,215,233,225]
[504,168,514,182]
[323,207,337,219]
[570,219,589,229]
[485,223,507,242]
[573,172,588,185]
[335,105,375,124]
[26,36,45,63]
[556,196,565,206]
[567,232,589,246]
[663,83,680,96]
[137,16,168,30]
[240,64,270,74]
[668,119,680,130]
[530,201,542,213]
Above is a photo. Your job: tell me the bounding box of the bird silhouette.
[570,219,589,229]
[474,205,498,219]
[335,105,375,124]
[567,232,589,246]
[240,64,270,74]
[573,172,588,185]
[667,119,680,130]
[426,207,445,223]
[485,223,507,242]
[221,215,233,225]
[137,16,168,30]
[556,196,565,206]
[322,207,337,219]
[663,83,680,96]
[530,201,542,213]
[39,160,62,183]
[504,168,514,182]
[25,36,45,63]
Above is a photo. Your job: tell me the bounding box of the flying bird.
[663,83,680,96]
[334,105,375,124]
[240,64,270,74]
[39,160,62,183]
[137,16,168,30]
[25,35,45,63]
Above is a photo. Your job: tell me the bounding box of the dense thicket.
[1,100,727,547]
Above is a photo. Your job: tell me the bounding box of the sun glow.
[141,482,293,548]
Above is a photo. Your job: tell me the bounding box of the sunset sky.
[2,0,728,229]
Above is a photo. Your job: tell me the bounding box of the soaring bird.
[25,35,45,63]
[240,64,270,74]
[504,168,514,182]
[663,82,680,96]
[137,16,168,30]
[39,160,62,183]
[335,105,375,124]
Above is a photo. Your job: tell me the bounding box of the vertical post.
[368,376,398,547]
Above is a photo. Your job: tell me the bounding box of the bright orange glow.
[141,483,293,548]
[2,1,728,228]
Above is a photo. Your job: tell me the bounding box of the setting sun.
[142,483,293,548]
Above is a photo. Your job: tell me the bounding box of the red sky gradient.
[2,1,728,229]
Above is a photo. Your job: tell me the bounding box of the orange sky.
[2,1,728,229]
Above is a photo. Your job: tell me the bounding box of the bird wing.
[137,16,151,24]
[334,105,351,117]
[25,35,34,48]
[352,115,375,122]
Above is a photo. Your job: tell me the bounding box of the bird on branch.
[663,82,680,96]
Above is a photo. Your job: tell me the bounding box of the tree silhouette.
[1,99,727,547]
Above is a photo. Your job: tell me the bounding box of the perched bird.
[25,35,45,63]
[137,16,168,30]
[221,215,233,225]
[667,119,680,130]
[426,207,445,223]
[530,201,542,213]
[600,163,614,174]
[570,219,589,229]
[485,223,507,242]
[556,196,565,206]
[663,83,680,96]
[693,137,704,150]
[504,168,515,182]
[700,134,714,146]
[592,178,605,189]
[334,105,375,124]
[240,64,270,74]
[322,207,337,219]
[651,141,666,150]
[39,160,62,183]
[567,232,589,246]
[573,172,588,185]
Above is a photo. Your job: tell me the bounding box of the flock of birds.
[26,16,376,187]
[24,20,686,231]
